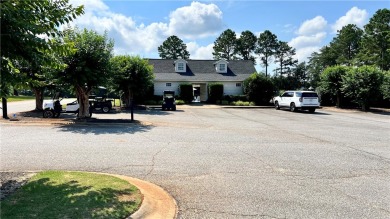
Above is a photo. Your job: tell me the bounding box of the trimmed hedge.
[179,83,194,103]
[208,83,224,103]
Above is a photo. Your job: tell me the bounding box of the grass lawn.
[7,96,35,102]
[1,171,142,219]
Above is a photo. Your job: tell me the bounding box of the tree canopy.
[235,30,257,63]
[158,35,190,59]
[0,0,84,118]
[213,29,237,60]
[110,55,154,107]
[359,8,390,70]
[274,41,298,76]
[256,30,278,77]
[59,28,114,118]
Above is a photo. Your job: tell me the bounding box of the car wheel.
[274,101,280,110]
[43,110,54,118]
[54,112,61,118]
[290,103,297,112]
[309,108,316,113]
[102,106,110,113]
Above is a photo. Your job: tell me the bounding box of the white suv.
[274,91,320,113]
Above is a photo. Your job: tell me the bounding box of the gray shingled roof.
[148,59,256,82]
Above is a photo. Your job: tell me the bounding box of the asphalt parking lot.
[1,106,390,218]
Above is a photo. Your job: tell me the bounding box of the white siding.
[154,81,244,99]
[223,82,244,95]
[154,82,180,96]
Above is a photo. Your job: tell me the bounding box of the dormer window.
[177,62,184,71]
[219,63,226,72]
[215,59,228,73]
[174,59,187,73]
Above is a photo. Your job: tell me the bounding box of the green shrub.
[223,95,248,103]
[342,65,384,111]
[231,101,254,106]
[208,83,224,103]
[179,83,194,103]
[175,99,185,105]
[221,100,229,105]
[244,73,275,105]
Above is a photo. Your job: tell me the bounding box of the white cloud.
[187,42,214,59]
[332,7,368,33]
[168,2,224,39]
[294,46,321,63]
[289,16,328,62]
[67,0,222,58]
[289,32,326,49]
[297,16,327,35]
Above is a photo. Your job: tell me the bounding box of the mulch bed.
[0,172,37,201]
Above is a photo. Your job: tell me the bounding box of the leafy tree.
[59,28,113,119]
[320,66,350,107]
[359,9,390,70]
[274,41,298,76]
[291,62,309,89]
[236,30,257,63]
[256,30,278,77]
[244,73,275,105]
[381,71,390,100]
[213,29,237,60]
[158,35,190,59]
[0,0,83,118]
[342,66,384,111]
[332,24,363,66]
[306,45,339,88]
[110,55,154,108]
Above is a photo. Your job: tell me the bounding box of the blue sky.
[69,0,389,72]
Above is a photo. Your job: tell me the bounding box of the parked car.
[274,91,320,113]
[162,90,176,111]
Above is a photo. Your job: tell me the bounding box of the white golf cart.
[42,93,92,118]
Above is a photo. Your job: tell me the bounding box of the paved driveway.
[1,106,390,218]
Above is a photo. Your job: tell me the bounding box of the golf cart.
[89,86,113,113]
[43,92,92,118]
[162,90,176,111]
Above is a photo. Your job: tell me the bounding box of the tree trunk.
[32,87,44,111]
[361,103,369,111]
[336,91,343,108]
[2,97,9,119]
[124,89,133,108]
[265,53,268,77]
[75,85,91,119]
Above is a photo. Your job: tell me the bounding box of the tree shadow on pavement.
[55,122,154,135]
[1,177,139,218]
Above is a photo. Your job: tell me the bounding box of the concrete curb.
[101,173,178,219]
[0,171,177,219]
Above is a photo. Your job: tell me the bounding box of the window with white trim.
[215,60,228,73]
[166,83,172,87]
[177,62,184,71]
[219,64,226,72]
[175,59,187,72]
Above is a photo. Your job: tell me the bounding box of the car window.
[302,92,319,97]
[282,92,289,97]
[288,92,294,97]
[295,92,302,97]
